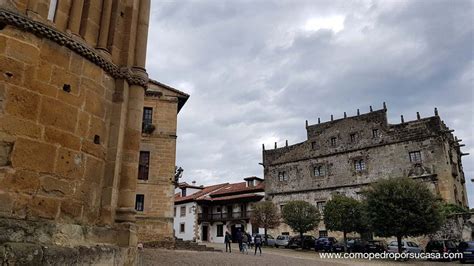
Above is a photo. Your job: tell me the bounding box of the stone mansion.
[263,104,468,237]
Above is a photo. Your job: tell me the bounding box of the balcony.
[198,211,253,223]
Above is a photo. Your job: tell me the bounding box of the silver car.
[275,235,290,248]
[265,235,276,247]
[387,241,423,253]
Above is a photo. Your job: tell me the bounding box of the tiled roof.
[209,182,265,197]
[199,193,264,202]
[177,182,203,190]
[174,183,228,203]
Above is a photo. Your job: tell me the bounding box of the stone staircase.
[175,239,221,252]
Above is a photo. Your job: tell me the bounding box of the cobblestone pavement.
[138,248,347,266]
[139,243,462,266]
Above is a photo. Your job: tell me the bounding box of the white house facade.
[174,177,265,243]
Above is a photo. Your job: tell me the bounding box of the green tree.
[364,178,443,253]
[251,201,281,245]
[440,202,469,216]
[282,201,320,248]
[324,194,365,249]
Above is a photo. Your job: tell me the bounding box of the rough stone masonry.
[0,0,182,264]
[263,104,469,237]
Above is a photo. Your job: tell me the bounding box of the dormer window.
[181,188,187,197]
[247,180,254,187]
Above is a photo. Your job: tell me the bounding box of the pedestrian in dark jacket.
[224,231,232,253]
[236,229,243,252]
[254,233,263,255]
[247,232,253,248]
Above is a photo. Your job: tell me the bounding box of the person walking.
[242,233,249,254]
[254,233,263,256]
[224,231,232,253]
[236,229,243,252]
[246,232,253,249]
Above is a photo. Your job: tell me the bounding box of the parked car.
[425,240,458,260]
[387,240,423,253]
[315,237,338,252]
[264,234,276,247]
[275,235,290,248]
[288,235,316,249]
[365,240,388,253]
[332,241,346,253]
[458,241,474,263]
[347,239,368,253]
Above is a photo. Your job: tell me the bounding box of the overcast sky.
[146,0,473,205]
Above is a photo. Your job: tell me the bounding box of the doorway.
[230,224,243,243]
[202,225,209,242]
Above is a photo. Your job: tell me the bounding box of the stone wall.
[0,1,153,264]
[429,214,473,241]
[136,81,188,244]
[0,25,113,227]
[263,107,468,235]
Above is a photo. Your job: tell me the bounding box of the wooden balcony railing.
[198,211,253,222]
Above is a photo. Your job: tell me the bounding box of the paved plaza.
[138,243,461,266]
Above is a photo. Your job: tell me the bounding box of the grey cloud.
[147,0,474,205]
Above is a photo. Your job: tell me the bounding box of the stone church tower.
[0,0,171,264]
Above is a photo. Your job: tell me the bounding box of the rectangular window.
[311,141,317,150]
[350,133,357,143]
[138,151,150,180]
[372,129,379,138]
[174,207,176,217]
[142,107,153,132]
[280,204,285,212]
[316,201,326,214]
[135,194,144,212]
[330,137,337,146]
[47,0,58,21]
[181,188,187,197]
[319,230,328,237]
[180,206,186,217]
[278,171,287,181]
[409,151,422,162]
[314,165,325,177]
[217,224,224,237]
[180,223,185,233]
[354,160,366,172]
